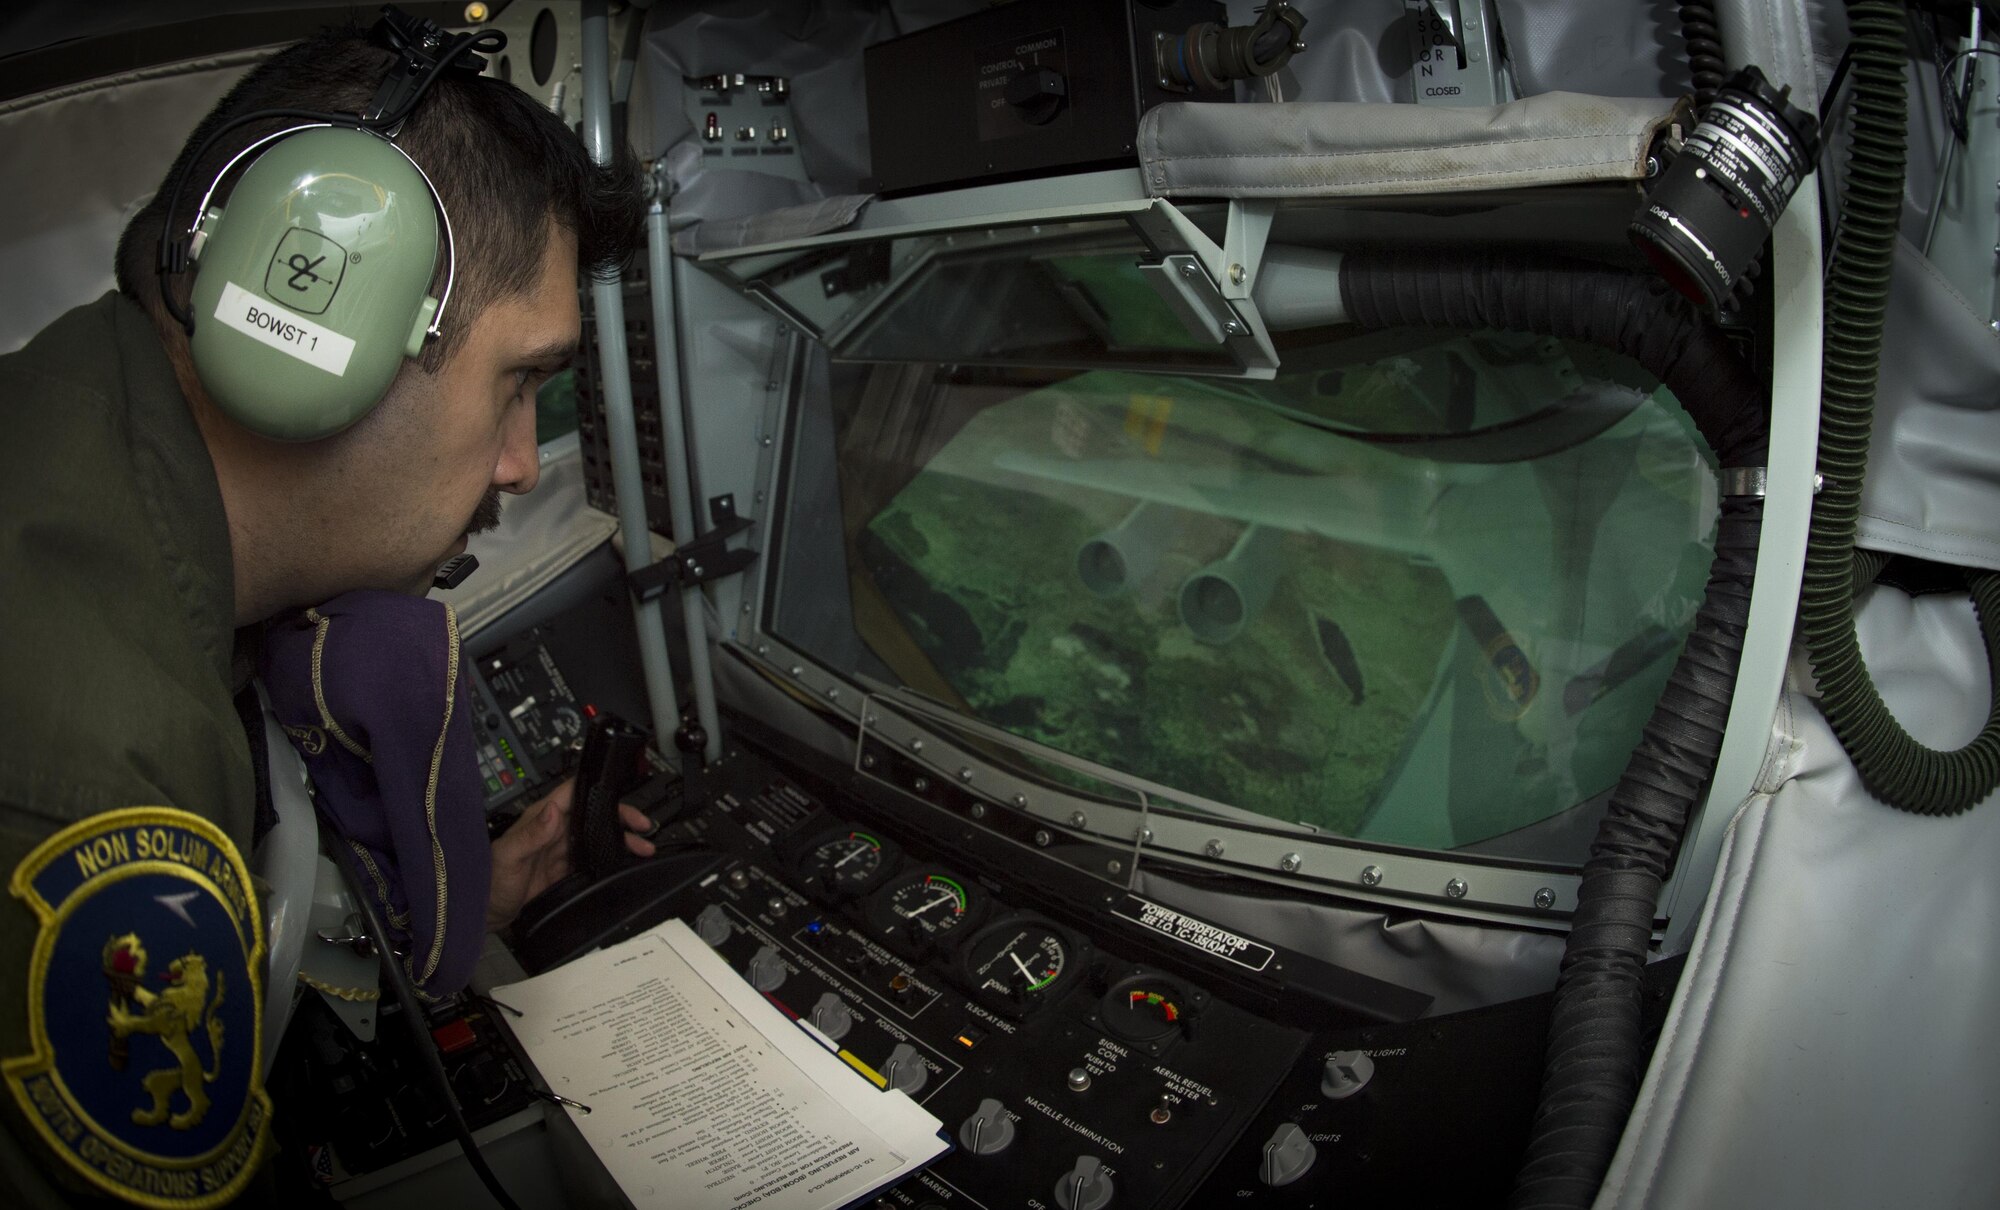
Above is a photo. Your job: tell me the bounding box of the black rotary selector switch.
[1004,66,1067,124]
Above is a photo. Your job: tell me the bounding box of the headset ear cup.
[186,126,441,441]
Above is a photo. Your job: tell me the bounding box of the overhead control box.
[863,0,1229,196]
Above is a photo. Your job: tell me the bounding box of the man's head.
[116,21,643,620]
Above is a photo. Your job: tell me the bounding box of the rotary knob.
[883,1043,927,1095]
[1321,1049,1374,1099]
[959,1098,1016,1156]
[809,992,854,1042]
[745,945,786,992]
[1054,1155,1114,1210]
[694,903,731,947]
[1259,1122,1317,1186]
[1004,66,1068,125]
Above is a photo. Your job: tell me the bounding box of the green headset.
[156,9,505,441]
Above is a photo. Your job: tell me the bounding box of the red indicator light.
[431,1019,477,1054]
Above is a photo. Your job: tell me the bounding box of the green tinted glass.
[773,330,1717,866]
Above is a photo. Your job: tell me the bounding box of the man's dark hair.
[116,23,644,370]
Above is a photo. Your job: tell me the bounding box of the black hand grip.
[568,714,650,880]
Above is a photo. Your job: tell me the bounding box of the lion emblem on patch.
[103,935,228,1130]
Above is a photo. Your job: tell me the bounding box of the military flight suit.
[0,292,269,1205]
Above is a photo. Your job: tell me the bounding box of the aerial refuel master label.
[1110,894,1276,973]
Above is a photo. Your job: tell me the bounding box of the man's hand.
[486,777,657,933]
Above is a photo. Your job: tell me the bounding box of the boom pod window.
[768,330,1716,867]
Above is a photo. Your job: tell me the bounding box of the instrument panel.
[618,746,1316,1210]
[422,573,1656,1208]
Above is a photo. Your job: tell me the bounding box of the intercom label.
[215,282,356,376]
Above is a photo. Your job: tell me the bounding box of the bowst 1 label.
[214,281,355,377]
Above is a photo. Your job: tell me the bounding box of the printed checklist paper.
[492,919,948,1209]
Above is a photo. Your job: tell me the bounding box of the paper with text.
[493,919,947,1210]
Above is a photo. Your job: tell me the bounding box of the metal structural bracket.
[645,156,675,204]
[628,494,758,602]
[1144,197,1281,377]
[1138,253,1247,344]
[1221,199,1276,301]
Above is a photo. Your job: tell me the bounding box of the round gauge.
[551,704,584,743]
[801,828,897,895]
[868,868,984,947]
[960,915,1084,1010]
[1100,972,1194,1047]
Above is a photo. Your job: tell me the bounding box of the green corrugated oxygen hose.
[1801,0,2000,815]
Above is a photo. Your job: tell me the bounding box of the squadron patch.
[4,808,270,1208]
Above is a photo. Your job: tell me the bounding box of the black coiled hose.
[1334,254,1766,1210]
[1679,2,1727,108]
[1799,0,2000,815]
